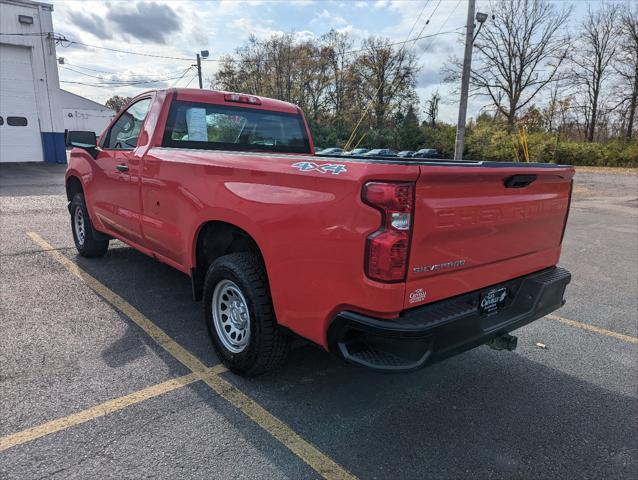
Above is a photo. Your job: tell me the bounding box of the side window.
[104,98,151,150]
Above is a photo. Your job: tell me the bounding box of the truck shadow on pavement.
[73,245,638,480]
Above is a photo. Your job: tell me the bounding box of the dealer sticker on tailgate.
[479,286,509,316]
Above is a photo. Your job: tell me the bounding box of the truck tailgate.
[404,164,574,309]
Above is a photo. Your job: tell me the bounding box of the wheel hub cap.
[211,280,250,353]
[74,207,85,245]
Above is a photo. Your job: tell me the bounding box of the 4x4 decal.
[291,162,347,175]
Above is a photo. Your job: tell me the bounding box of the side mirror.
[66,130,97,149]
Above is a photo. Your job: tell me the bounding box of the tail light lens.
[224,93,262,105]
[363,182,414,282]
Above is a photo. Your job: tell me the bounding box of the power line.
[65,40,195,61]
[11,29,462,65]
[417,0,463,54]
[60,80,174,88]
[59,69,191,87]
[412,0,444,48]
[60,65,191,84]
[344,0,446,150]
[323,28,462,57]
[59,68,191,85]
[171,67,194,87]
[62,61,188,78]
[0,32,49,36]
[184,74,199,89]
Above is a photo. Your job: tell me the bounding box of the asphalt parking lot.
[1,163,636,479]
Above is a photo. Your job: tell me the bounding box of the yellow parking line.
[200,370,356,480]
[27,232,357,480]
[546,314,638,345]
[27,232,213,376]
[0,369,216,452]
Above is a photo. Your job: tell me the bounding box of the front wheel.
[70,193,109,257]
[203,253,289,376]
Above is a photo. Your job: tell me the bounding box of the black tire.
[203,252,290,376]
[70,193,109,257]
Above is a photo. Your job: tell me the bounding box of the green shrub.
[311,116,636,167]
[463,123,637,167]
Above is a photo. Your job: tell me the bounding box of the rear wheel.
[70,193,109,257]
[203,253,289,376]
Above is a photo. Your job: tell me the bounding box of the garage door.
[0,43,43,163]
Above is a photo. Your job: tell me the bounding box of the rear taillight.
[363,182,414,282]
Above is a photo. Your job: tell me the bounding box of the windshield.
[162,100,310,154]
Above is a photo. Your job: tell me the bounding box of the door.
[0,44,42,163]
[90,98,152,244]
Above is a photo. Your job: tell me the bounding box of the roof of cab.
[165,88,300,114]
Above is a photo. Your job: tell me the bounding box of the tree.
[615,5,638,139]
[445,0,571,127]
[105,95,132,113]
[570,3,619,142]
[398,105,424,149]
[213,31,419,149]
[424,90,440,128]
[321,30,357,135]
[352,37,419,131]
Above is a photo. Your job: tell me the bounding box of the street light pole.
[193,50,209,89]
[196,53,203,89]
[454,0,476,161]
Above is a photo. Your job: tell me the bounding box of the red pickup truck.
[65,88,573,376]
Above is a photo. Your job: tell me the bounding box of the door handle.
[116,164,129,172]
[504,174,536,188]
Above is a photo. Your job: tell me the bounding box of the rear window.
[162,100,310,154]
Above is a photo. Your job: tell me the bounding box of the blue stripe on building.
[41,132,66,163]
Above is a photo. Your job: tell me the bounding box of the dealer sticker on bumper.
[479,286,509,316]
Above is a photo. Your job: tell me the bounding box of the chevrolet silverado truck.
[65,88,573,376]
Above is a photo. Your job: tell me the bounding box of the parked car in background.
[342,148,369,156]
[397,151,415,158]
[413,148,439,158]
[317,147,343,156]
[363,148,397,157]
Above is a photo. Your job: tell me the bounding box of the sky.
[51,0,599,123]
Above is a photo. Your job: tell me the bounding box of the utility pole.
[454,0,476,161]
[193,50,209,89]
[196,53,203,89]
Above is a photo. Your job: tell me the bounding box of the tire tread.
[203,252,289,376]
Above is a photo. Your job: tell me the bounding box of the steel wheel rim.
[74,207,86,246]
[212,279,251,353]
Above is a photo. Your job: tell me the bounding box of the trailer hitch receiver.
[487,333,518,351]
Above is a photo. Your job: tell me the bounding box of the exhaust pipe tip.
[487,333,518,351]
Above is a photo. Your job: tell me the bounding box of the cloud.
[67,11,113,40]
[106,2,181,44]
[415,35,458,56]
[416,66,441,88]
[231,18,283,39]
[334,24,369,42]
[311,9,348,27]
[64,1,182,44]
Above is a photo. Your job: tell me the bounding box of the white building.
[59,89,115,137]
[0,0,65,163]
